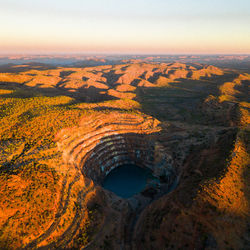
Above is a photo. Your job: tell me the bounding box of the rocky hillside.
[0,62,249,249]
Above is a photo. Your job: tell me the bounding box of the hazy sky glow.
[0,0,250,54]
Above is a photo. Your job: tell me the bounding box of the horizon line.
[1,52,250,56]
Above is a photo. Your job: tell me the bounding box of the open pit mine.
[0,61,249,249]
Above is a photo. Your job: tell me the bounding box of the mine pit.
[78,131,177,203]
[56,113,178,206]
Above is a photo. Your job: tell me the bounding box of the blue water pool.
[102,164,159,198]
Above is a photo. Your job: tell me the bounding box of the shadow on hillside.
[135,73,238,124]
[179,129,237,205]
[0,63,59,73]
[0,81,118,103]
[102,70,123,86]
[234,79,250,102]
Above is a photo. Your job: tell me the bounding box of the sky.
[0,0,250,54]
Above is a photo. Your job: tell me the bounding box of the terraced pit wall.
[56,113,176,186]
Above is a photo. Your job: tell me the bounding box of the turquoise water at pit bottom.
[102,164,159,198]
